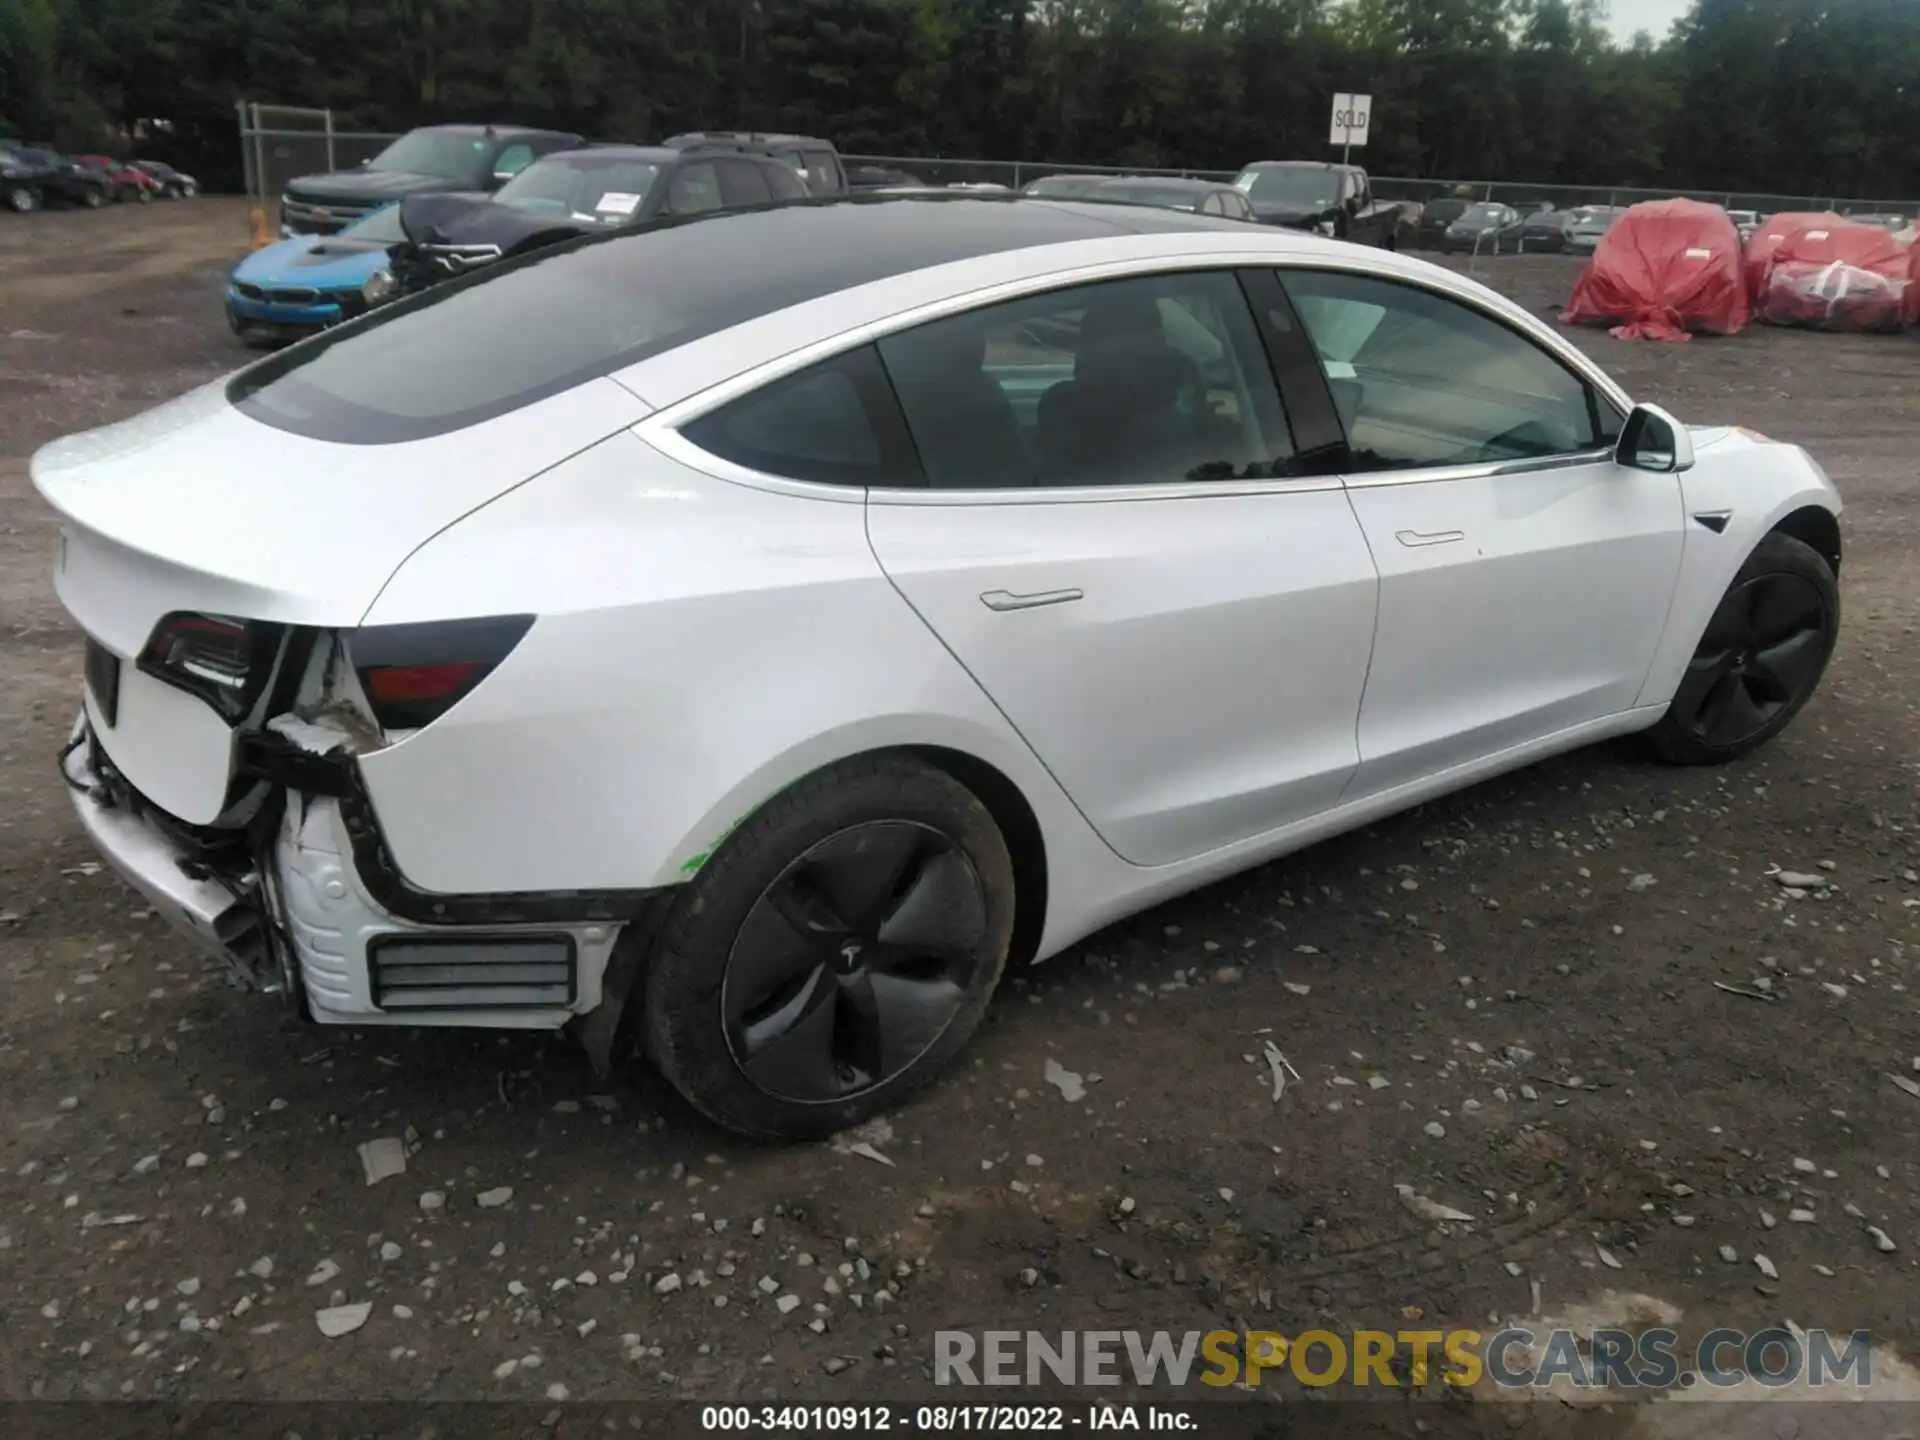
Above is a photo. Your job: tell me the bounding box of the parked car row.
[230,127,854,344]
[1,146,198,213]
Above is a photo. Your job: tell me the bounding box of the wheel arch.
[896,744,1050,971]
[673,739,1053,973]
[1768,504,1841,576]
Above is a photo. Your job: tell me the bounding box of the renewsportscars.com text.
[934,1327,1874,1390]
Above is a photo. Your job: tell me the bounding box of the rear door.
[861,268,1380,866]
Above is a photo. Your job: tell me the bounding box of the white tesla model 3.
[35,195,1842,1138]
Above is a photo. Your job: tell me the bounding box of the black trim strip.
[1237,267,1350,477]
[338,765,669,925]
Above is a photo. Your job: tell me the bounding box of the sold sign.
[1330,94,1372,147]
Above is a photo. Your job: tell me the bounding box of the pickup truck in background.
[278,123,584,236]
[1232,160,1401,248]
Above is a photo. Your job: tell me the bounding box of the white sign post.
[1330,93,1372,164]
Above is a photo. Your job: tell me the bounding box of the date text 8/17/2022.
[699,1404,1198,1431]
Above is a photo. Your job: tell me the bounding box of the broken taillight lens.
[137,612,279,722]
[349,615,534,732]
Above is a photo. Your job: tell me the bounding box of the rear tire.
[83,187,105,209]
[1643,533,1839,765]
[6,184,39,213]
[643,755,1016,1140]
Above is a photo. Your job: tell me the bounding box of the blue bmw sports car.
[225,203,403,345]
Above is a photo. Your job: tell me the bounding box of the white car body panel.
[29,206,1843,1038]
[357,433,1118,941]
[36,376,648,822]
[1340,455,1685,798]
[1634,430,1842,709]
[866,482,1379,865]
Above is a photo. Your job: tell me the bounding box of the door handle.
[1394,528,1466,548]
[979,587,1084,612]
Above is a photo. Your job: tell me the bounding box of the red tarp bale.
[1742,211,1845,305]
[1756,222,1912,333]
[1761,260,1910,333]
[1909,239,1920,327]
[1561,199,1748,342]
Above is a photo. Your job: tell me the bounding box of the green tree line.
[4,0,1917,199]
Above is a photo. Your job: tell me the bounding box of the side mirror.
[488,170,514,188]
[1616,402,1695,474]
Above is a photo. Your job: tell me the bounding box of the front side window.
[716,160,774,208]
[763,164,808,201]
[876,270,1296,490]
[667,163,722,214]
[492,143,535,180]
[1280,269,1617,470]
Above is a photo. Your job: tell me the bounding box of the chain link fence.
[844,154,1917,217]
[233,108,1918,221]
[238,104,398,209]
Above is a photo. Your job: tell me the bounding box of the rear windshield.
[496,155,661,224]
[228,199,1105,445]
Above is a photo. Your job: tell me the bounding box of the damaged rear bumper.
[62,713,674,1031]
[61,727,262,960]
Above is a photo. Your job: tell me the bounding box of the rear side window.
[876,270,1296,490]
[679,346,921,487]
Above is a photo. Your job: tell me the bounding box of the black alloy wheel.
[721,822,988,1105]
[643,755,1015,1139]
[1646,532,1838,764]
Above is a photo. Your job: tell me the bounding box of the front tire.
[4,184,36,213]
[1643,532,1839,765]
[643,755,1016,1140]
[83,187,105,208]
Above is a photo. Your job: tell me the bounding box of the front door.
[864,268,1380,867]
[1277,267,1686,800]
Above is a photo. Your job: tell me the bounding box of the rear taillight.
[349,616,533,732]
[137,612,281,721]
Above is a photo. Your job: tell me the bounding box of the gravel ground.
[1,202,1917,1435]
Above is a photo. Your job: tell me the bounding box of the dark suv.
[390,143,813,293]
[279,124,584,235]
[1,146,111,212]
[660,131,848,196]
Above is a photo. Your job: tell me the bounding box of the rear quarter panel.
[355,432,1115,954]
